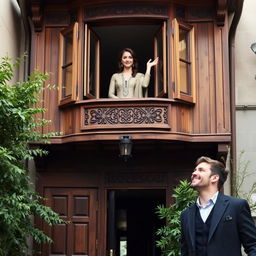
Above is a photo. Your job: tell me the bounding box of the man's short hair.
[195,156,229,190]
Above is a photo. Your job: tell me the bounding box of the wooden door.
[42,188,98,256]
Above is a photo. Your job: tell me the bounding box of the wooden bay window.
[57,19,196,103]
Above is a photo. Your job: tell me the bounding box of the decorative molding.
[45,11,70,25]
[31,0,43,32]
[85,4,168,19]
[187,7,214,19]
[106,172,167,184]
[83,106,169,129]
[216,0,227,26]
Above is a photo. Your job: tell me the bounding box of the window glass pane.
[179,28,188,60]
[64,32,73,65]
[89,33,97,96]
[179,61,191,95]
[62,65,72,97]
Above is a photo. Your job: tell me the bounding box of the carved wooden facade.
[26,0,232,255]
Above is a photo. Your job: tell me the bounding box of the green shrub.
[156,180,197,256]
[0,56,64,256]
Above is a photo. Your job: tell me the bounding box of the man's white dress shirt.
[196,191,219,222]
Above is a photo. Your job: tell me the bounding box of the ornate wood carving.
[85,4,168,19]
[106,172,167,184]
[216,0,227,26]
[82,106,169,129]
[31,0,43,32]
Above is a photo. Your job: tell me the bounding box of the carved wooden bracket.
[216,0,227,26]
[31,0,43,32]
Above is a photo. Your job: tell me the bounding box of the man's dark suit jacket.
[180,193,256,256]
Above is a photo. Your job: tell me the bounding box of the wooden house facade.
[22,0,239,255]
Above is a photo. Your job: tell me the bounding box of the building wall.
[0,0,25,81]
[235,0,256,215]
[0,0,23,58]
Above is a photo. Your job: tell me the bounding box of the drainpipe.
[228,0,244,195]
[17,0,31,79]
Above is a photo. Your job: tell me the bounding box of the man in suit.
[181,156,256,256]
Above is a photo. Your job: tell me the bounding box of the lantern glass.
[119,135,132,161]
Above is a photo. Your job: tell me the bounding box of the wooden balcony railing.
[48,98,231,144]
[82,100,170,131]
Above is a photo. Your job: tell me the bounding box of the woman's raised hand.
[147,57,159,68]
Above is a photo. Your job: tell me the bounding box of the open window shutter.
[58,22,78,105]
[84,24,100,99]
[173,18,196,103]
[154,21,167,97]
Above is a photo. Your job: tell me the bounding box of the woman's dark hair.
[118,48,138,77]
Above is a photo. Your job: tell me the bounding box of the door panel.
[43,188,98,256]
